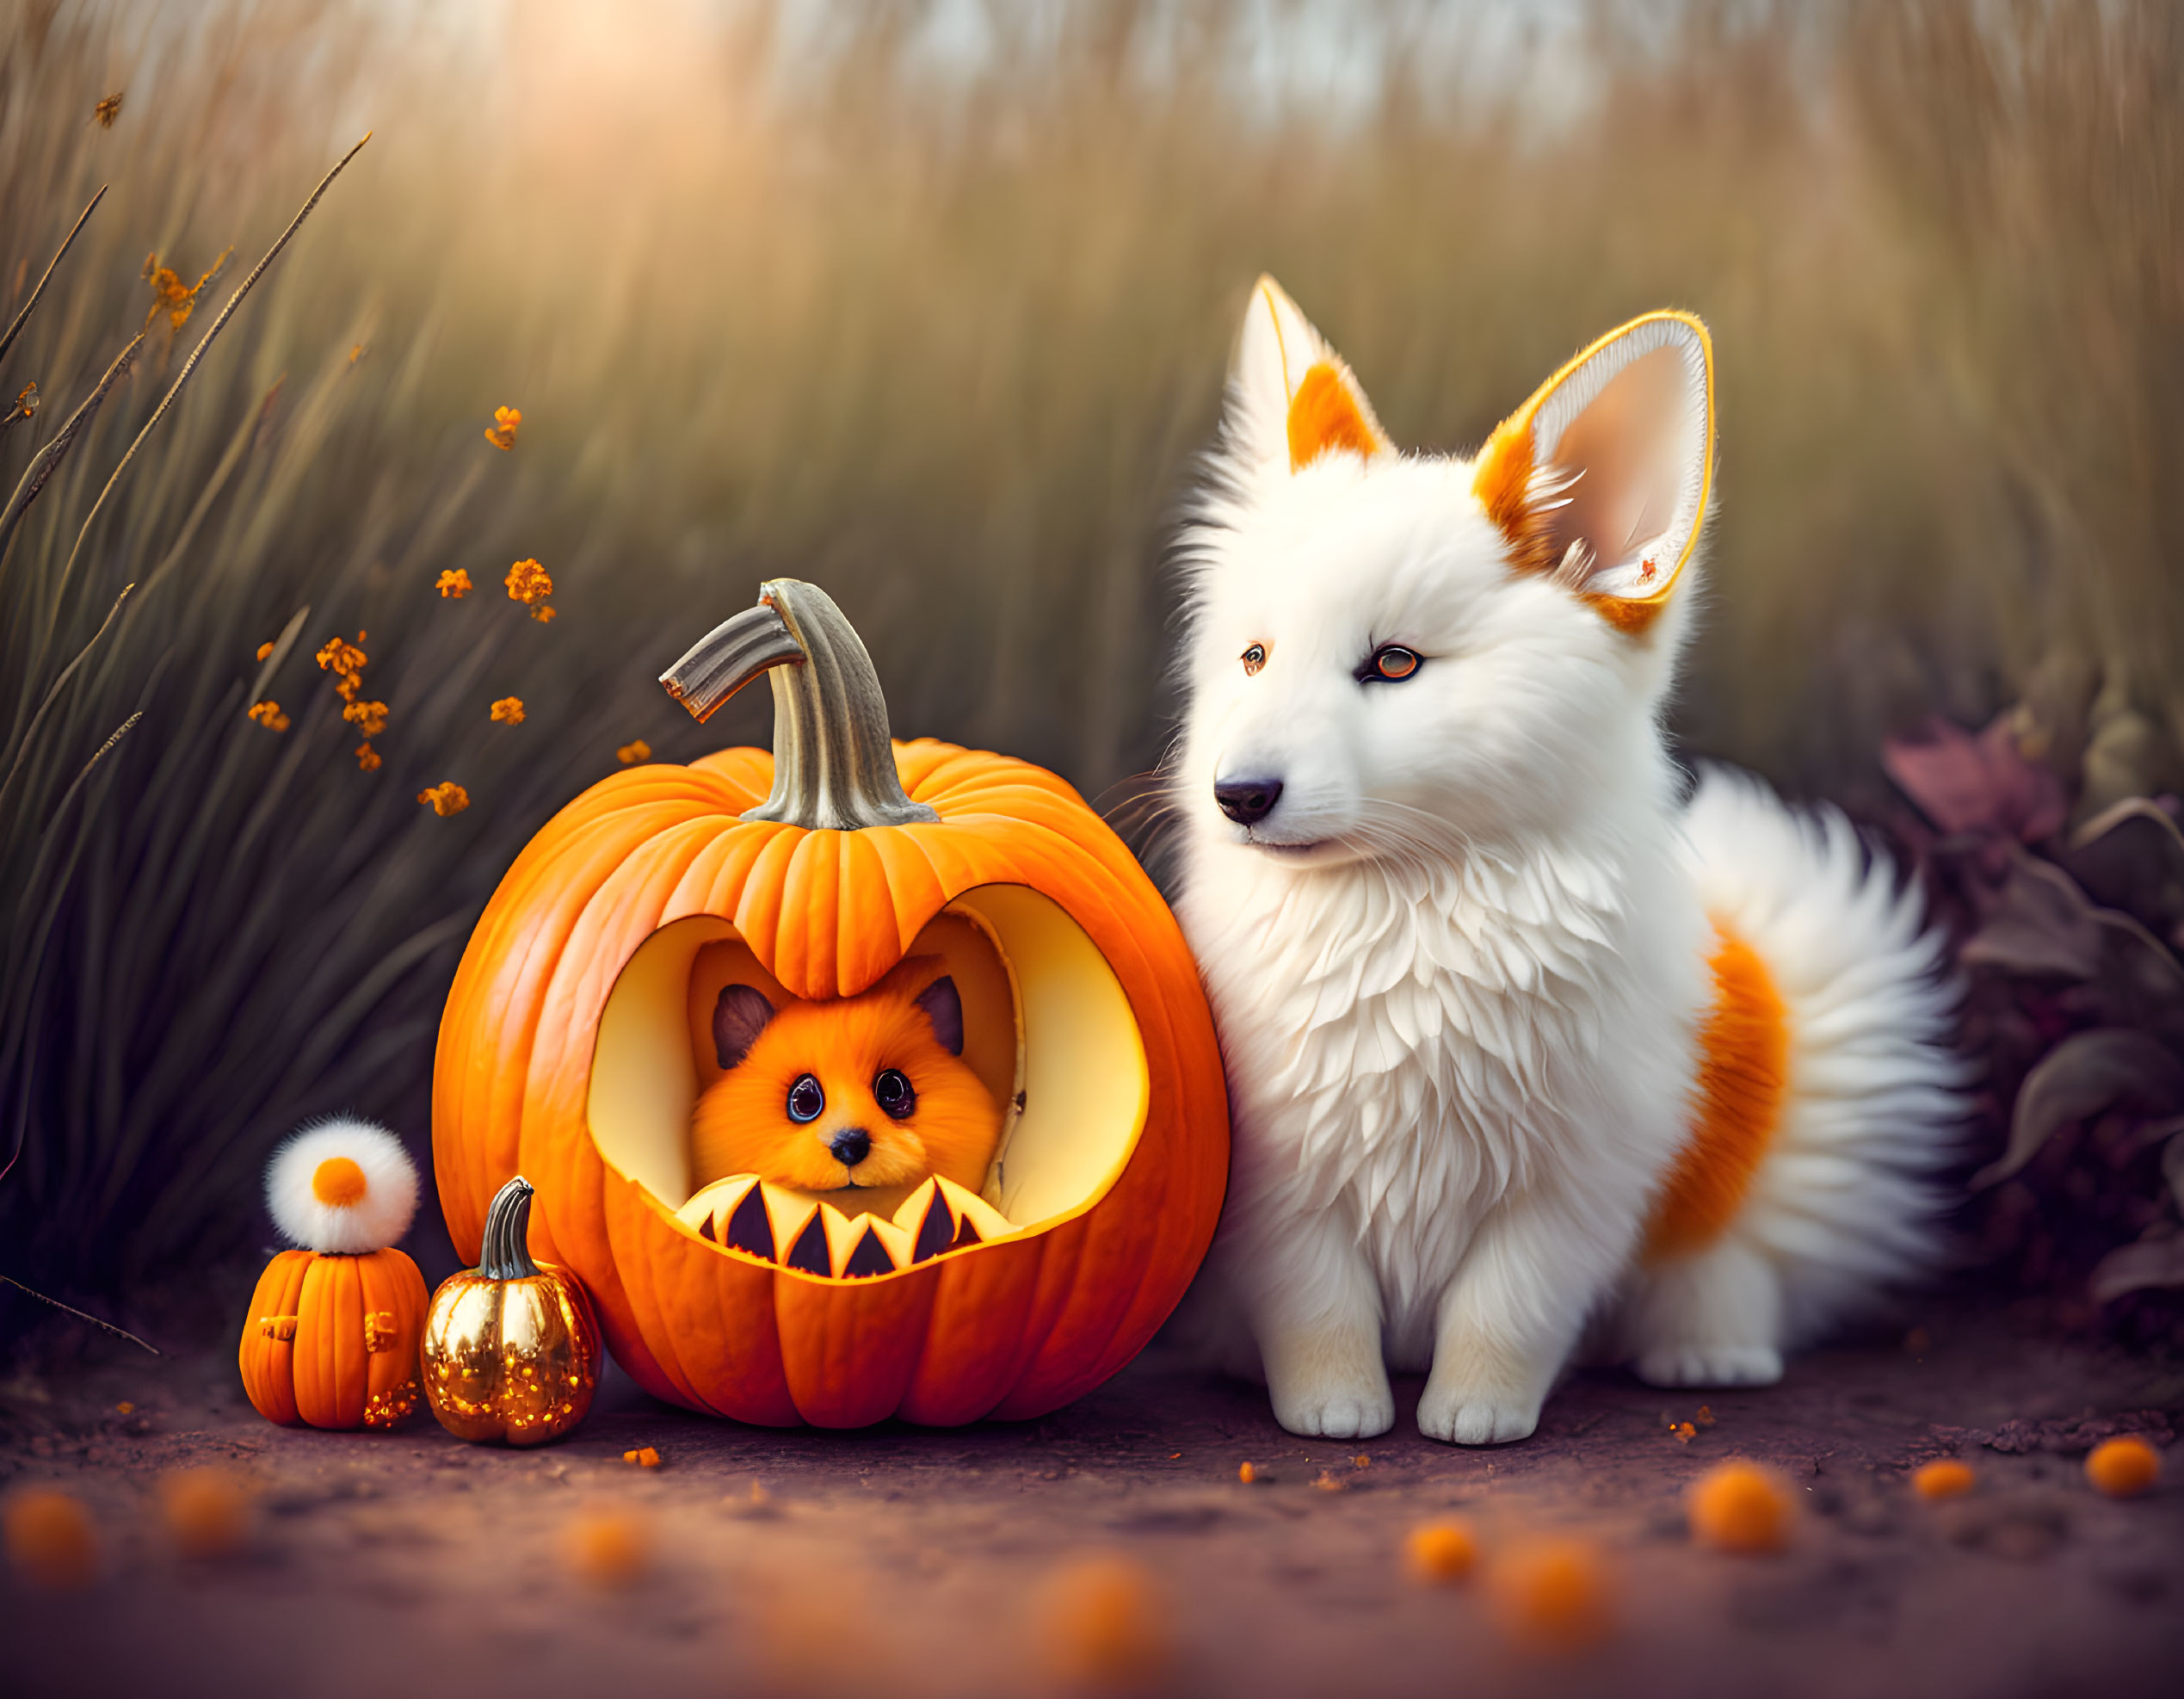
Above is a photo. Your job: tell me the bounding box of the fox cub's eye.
[873,1068,916,1120]
[1360,645,1421,683]
[787,1074,825,1123]
[1241,643,1267,677]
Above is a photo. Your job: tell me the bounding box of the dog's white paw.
[1270,1382,1396,1440]
[1416,1386,1540,1446]
[1633,1345,1783,1388]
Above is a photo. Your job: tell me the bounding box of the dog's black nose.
[829,1128,872,1167]
[1214,777,1283,826]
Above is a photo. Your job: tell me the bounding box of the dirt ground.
[2,1300,2180,1699]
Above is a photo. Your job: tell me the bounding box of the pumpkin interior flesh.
[585,887,1151,1282]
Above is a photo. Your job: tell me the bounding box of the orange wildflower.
[255,641,274,662]
[342,694,391,733]
[435,568,472,599]
[417,782,470,817]
[141,248,231,333]
[616,739,651,765]
[530,602,557,624]
[490,696,525,726]
[95,92,123,128]
[9,383,35,422]
[621,1447,661,1468]
[484,405,521,451]
[356,744,382,773]
[342,699,389,738]
[348,343,367,366]
[315,634,367,680]
[505,557,552,603]
[245,700,289,732]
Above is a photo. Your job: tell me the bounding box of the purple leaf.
[2089,1229,2184,1304]
[1883,713,2068,842]
[1971,1027,2184,1189]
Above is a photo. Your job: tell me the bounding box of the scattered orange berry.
[1488,1537,1612,1652]
[435,568,472,599]
[484,405,521,451]
[1237,1461,1258,1484]
[1688,1460,1795,1554]
[356,744,382,773]
[417,782,470,817]
[490,695,526,726]
[255,641,274,662]
[1912,1460,1976,1500]
[2085,1436,2161,1499]
[1040,1556,1169,1688]
[1670,1421,1697,1444]
[566,1511,649,1589]
[1404,1520,1478,1585]
[621,1446,661,1468]
[158,1467,250,1559]
[114,1402,133,1416]
[348,343,367,366]
[615,739,651,765]
[4,1491,97,1590]
[245,700,290,732]
[1695,1406,1716,1426]
[530,602,558,624]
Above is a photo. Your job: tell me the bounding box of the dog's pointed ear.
[1473,312,1713,637]
[713,984,775,1070]
[914,975,965,1056]
[1220,275,1393,480]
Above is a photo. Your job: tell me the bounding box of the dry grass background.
[2,0,2180,1299]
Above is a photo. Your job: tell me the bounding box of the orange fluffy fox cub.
[690,956,1003,1219]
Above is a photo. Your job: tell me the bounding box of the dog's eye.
[1360,645,1421,683]
[873,1068,916,1120]
[786,1074,825,1123]
[1241,643,1267,677]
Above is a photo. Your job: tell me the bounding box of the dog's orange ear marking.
[1474,310,1713,638]
[1231,276,1394,476]
[1287,361,1383,472]
[1641,924,1789,1263]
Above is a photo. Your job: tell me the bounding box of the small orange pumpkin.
[432,579,1229,1426]
[238,1118,429,1430]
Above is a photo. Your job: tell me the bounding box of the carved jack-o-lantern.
[431,580,1228,1427]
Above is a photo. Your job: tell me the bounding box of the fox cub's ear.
[714,984,775,1070]
[1473,312,1713,636]
[1221,275,1391,479]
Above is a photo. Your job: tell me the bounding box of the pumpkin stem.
[479,1176,542,1280]
[659,578,941,831]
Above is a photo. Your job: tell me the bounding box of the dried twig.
[0,1274,162,1355]
[0,185,106,374]
[49,136,372,618]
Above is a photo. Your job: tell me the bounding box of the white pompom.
[264,1116,420,1254]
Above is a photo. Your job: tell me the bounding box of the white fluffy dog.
[1172,279,1963,1444]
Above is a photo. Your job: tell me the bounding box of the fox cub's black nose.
[1214,777,1283,826]
[829,1128,872,1167]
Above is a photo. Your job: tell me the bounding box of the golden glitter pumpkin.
[431,579,1229,1426]
[423,1175,602,1444]
[238,1119,429,1430]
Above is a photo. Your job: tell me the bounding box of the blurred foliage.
[2,0,2181,1304]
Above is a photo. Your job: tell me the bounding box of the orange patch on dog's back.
[1642,924,1790,1263]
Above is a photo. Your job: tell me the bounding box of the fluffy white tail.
[1619,766,1965,1386]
